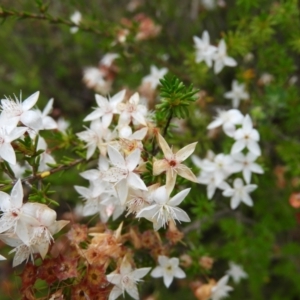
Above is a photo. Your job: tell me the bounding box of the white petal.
[127,172,147,190]
[115,179,129,205]
[243,168,252,184]
[42,98,54,116]
[241,193,253,206]
[102,113,113,128]
[249,163,264,174]
[174,267,186,278]
[126,149,141,171]
[22,91,39,111]
[163,273,174,288]
[132,267,151,280]
[243,115,253,132]
[108,286,123,300]
[108,146,126,168]
[95,94,108,107]
[0,143,16,165]
[20,111,43,130]
[173,207,191,222]
[153,186,169,205]
[107,273,121,285]
[126,284,139,300]
[231,140,246,154]
[224,56,237,67]
[43,116,57,130]
[247,140,261,156]
[151,266,163,278]
[169,188,191,206]
[207,118,223,129]
[84,109,104,122]
[10,179,23,208]
[230,195,241,209]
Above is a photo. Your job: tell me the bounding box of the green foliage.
[156,76,198,120]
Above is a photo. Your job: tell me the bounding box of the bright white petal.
[22,91,39,111]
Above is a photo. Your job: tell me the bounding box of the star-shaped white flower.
[102,146,147,204]
[117,92,147,126]
[77,119,117,158]
[193,31,217,68]
[207,109,243,137]
[75,182,120,223]
[226,262,248,284]
[211,275,233,300]
[231,152,264,183]
[107,256,151,300]
[231,115,261,156]
[142,65,168,90]
[213,40,237,74]
[151,255,186,288]
[222,178,257,209]
[224,80,249,108]
[84,90,126,127]
[137,185,190,230]
[0,91,42,131]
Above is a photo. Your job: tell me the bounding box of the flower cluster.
[193,31,237,74]
[193,110,263,209]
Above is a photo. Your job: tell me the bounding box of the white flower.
[201,154,235,185]
[213,40,237,74]
[137,185,190,230]
[117,92,147,126]
[231,152,264,183]
[0,180,40,244]
[0,215,68,267]
[224,80,249,108]
[193,31,217,68]
[107,256,151,300]
[102,146,147,204]
[142,65,168,89]
[207,109,243,137]
[75,182,121,223]
[222,178,257,209]
[83,67,112,94]
[226,262,248,284]
[151,255,186,288]
[198,171,230,199]
[0,125,27,165]
[231,115,261,156]
[70,11,81,33]
[1,91,42,131]
[84,90,126,126]
[211,275,233,300]
[77,119,116,158]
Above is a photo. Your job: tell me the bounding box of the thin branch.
[0,158,85,191]
[0,8,113,38]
